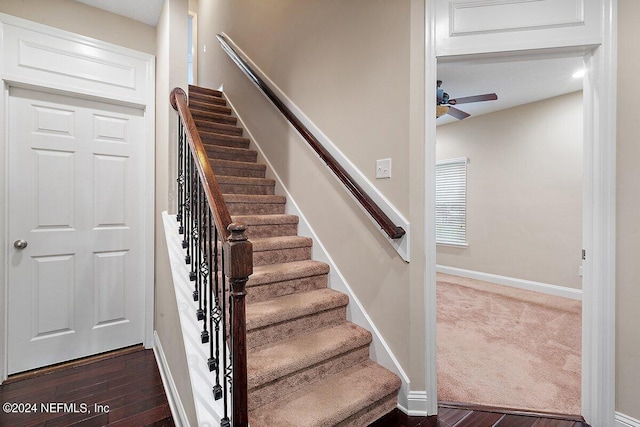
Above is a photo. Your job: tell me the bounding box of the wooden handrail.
[171,87,233,241]
[216,34,406,240]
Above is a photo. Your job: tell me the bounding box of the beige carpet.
[437,273,582,415]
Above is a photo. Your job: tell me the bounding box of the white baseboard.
[153,332,189,427]
[225,95,413,412]
[397,391,429,417]
[617,412,640,427]
[436,265,582,301]
[219,33,410,262]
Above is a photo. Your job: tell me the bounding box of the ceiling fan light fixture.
[436,105,449,118]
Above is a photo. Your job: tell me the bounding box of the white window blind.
[436,158,468,246]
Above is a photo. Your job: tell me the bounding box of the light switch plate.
[376,158,391,179]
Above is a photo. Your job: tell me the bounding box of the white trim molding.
[225,95,413,411]
[219,33,411,262]
[436,265,583,300]
[153,332,189,427]
[616,412,640,427]
[397,390,429,417]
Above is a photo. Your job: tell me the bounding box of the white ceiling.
[75,0,164,26]
[437,53,585,126]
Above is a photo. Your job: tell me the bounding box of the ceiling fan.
[437,80,498,120]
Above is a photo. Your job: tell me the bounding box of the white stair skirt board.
[218,33,411,262]
[153,332,189,427]
[436,265,582,301]
[224,95,419,415]
[162,212,230,426]
[617,412,640,427]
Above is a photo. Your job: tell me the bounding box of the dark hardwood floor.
[371,404,589,427]
[1,346,589,427]
[0,346,174,427]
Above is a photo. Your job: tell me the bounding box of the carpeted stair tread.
[248,360,401,427]
[189,99,227,111]
[223,193,286,205]
[195,119,243,136]
[232,214,299,226]
[211,158,266,178]
[199,131,251,149]
[250,235,312,251]
[216,175,273,185]
[248,260,330,287]
[248,322,372,388]
[246,288,348,331]
[190,103,233,117]
[217,176,275,196]
[232,214,299,238]
[223,194,287,215]
[204,143,258,162]
[190,108,237,125]
[189,93,227,106]
[189,84,223,98]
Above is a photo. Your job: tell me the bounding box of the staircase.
[187,85,401,426]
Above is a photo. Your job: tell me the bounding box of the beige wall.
[436,91,583,290]
[616,0,640,419]
[154,0,196,425]
[197,0,427,390]
[0,0,156,54]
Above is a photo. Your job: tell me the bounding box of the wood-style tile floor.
[371,404,589,427]
[0,346,173,427]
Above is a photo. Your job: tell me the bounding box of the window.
[436,157,468,247]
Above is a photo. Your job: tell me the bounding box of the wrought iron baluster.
[210,223,223,400]
[220,247,231,427]
[177,120,184,229]
[190,160,199,300]
[184,151,191,260]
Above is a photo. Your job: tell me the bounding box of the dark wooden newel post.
[224,222,252,427]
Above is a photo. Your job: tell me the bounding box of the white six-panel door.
[7,87,146,374]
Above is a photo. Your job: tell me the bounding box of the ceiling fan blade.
[450,93,498,105]
[447,106,471,120]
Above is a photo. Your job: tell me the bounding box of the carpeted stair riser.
[211,159,266,179]
[246,288,350,349]
[203,144,258,163]
[217,177,275,196]
[245,260,330,303]
[199,132,251,150]
[189,92,227,105]
[190,108,237,125]
[247,274,328,304]
[195,119,243,137]
[191,103,232,116]
[187,86,401,426]
[189,84,223,98]
[223,194,287,216]
[339,392,400,427]
[231,214,298,238]
[248,236,313,267]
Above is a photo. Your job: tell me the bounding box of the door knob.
[14,240,28,249]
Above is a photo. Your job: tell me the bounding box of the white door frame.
[0,14,156,382]
[424,1,617,425]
